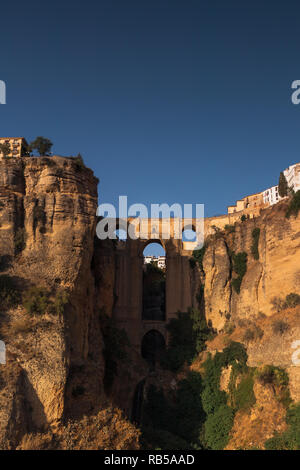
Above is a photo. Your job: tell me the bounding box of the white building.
[157,256,166,269]
[284,163,300,193]
[263,185,280,206]
[144,255,166,269]
[263,162,300,207]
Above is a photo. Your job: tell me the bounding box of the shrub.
[243,328,255,343]
[0,275,19,308]
[271,296,285,312]
[231,370,256,412]
[255,365,289,388]
[161,309,214,372]
[142,373,205,449]
[272,320,289,335]
[285,293,300,308]
[201,342,248,449]
[231,252,247,294]
[251,227,260,260]
[53,289,69,315]
[265,403,300,450]
[196,284,204,305]
[23,287,51,315]
[204,405,234,450]
[241,215,247,222]
[224,322,235,335]
[243,326,264,343]
[286,190,300,218]
[254,325,264,340]
[271,294,300,312]
[192,245,206,270]
[145,261,164,275]
[258,311,266,319]
[72,154,86,171]
[224,224,235,233]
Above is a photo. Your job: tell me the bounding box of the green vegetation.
[265,404,300,450]
[196,283,204,305]
[142,372,204,450]
[278,172,289,198]
[231,252,247,294]
[243,325,264,343]
[142,339,256,450]
[251,227,260,260]
[204,405,234,450]
[255,365,291,407]
[23,287,69,316]
[53,289,69,315]
[229,369,256,412]
[286,190,300,218]
[23,287,51,315]
[272,319,289,335]
[72,153,86,171]
[0,142,11,158]
[100,313,130,391]
[160,309,214,372]
[29,137,53,156]
[241,214,247,222]
[145,261,164,275]
[224,224,235,233]
[201,342,250,449]
[271,293,300,312]
[14,227,27,253]
[0,274,19,308]
[192,245,206,270]
[285,293,300,308]
[224,321,235,335]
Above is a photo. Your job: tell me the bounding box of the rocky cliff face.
[193,203,300,448]
[201,201,300,330]
[0,156,139,449]
[0,155,299,450]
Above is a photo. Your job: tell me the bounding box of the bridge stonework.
[112,218,202,350]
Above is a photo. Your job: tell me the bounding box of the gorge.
[0,155,299,450]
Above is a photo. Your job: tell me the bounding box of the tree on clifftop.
[29,137,53,156]
[0,142,11,157]
[278,172,288,197]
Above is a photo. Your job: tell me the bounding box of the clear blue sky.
[1,0,300,220]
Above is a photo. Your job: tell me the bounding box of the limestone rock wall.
[0,156,104,447]
[202,201,300,330]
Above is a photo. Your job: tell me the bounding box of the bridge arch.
[141,329,166,367]
[142,242,166,321]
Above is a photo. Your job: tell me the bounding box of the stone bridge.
[111,218,204,353]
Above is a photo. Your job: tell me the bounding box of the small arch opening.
[182,226,197,242]
[141,330,166,367]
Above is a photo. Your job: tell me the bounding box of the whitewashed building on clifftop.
[229,161,300,213]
